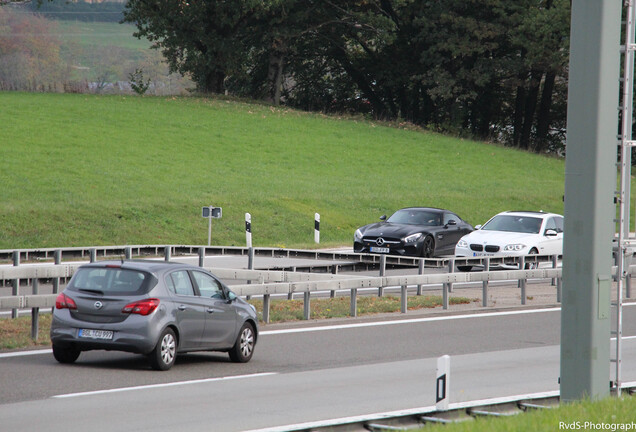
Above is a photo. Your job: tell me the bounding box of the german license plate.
[473,252,494,257]
[79,329,113,340]
[371,247,390,254]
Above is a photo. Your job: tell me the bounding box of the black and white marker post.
[245,212,252,248]
[436,355,450,411]
[314,213,320,244]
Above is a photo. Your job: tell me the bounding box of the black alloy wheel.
[422,235,435,258]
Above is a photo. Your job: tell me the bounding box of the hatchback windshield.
[387,210,441,226]
[481,215,542,234]
[69,267,149,295]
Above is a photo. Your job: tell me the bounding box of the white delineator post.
[436,355,450,411]
[314,213,320,244]
[245,213,252,248]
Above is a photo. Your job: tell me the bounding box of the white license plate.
[473,252,495,257]
[371,247,390,254]
[79,329,113,340]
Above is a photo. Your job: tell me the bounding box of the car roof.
[498,210,563,219]
[79,259,195,274]
[396,207,448,213]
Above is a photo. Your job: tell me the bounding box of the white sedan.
[454,211,563,270]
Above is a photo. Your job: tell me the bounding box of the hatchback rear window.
[68,268,150,295]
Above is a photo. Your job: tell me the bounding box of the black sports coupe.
[353,207,473,257]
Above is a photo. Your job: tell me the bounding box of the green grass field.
[55,21,150,51]
[421,395,636,431]
[1,92,565,249]
[1,92,567,249]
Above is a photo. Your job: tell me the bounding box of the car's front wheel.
[229,322,255,363]
[422,236,435,258]
[149,328,177,371]
[524,248,539,269]
[52,344,80,364]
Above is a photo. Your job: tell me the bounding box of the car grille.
[469,244,500,253]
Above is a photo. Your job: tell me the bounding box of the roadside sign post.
[202,206,222,246]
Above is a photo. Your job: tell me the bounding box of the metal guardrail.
[2,244,614,330]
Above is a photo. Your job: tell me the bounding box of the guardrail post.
[482,258,490,307]
[551,255,558,286]
[164,246,171,261]
[288,267,295,300]
[303,291,310,320]
[31,278,39,341]
[52,249,61,313]
[125,247,132,260]
[520,256,527,305]
[198,247,205,267]
[401,285,408,313]
[443,276,449,310]
[12,251,20,319]
[378,255,386,297]
[330,266,337,298]
[350,289,357,317]
[445,258,454,294]
[90,248,97,263]
[262,294,271,323]
[627,270,632,299]
[417,259,424,295]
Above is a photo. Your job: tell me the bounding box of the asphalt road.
[2,305,636,431]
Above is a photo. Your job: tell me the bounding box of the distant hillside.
[0,92,569,249]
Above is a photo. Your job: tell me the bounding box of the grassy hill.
[0,92,567,250]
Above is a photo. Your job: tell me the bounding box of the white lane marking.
[0,349,52,359]
[51,372,277,399]
[260,307,562,335]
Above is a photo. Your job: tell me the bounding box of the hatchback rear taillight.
[55,293,77,310]
[122,298,159,316]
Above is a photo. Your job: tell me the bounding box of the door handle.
[178,305,186,311]
[206,308,215,314]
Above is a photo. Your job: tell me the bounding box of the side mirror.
[446,220,457,227]
[380,215,387,221]
[475,224,482,230]
[227,291,237,302]
[545,229,558,237]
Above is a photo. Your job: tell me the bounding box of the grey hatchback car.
[50,260,258,370]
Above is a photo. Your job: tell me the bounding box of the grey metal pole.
[198,247,205,268]
[560,0,620,402]
[400,285,407,313]
[482,259,490,307]
[262,294,270,323]
[350,289,358,317]
[11,251,19,319]
[520,256,527,305]
[378,255,386,297]
[31,278,39,341]
[303,291,311,320]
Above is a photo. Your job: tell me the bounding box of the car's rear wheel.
[422,236,435,258]
[149,328,177,371]
[229,322,255,363]
[52,344,80,364]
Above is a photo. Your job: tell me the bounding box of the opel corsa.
[50,260,258,370]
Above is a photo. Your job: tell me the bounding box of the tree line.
[122,0,571,153]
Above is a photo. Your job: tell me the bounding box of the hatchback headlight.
[456,239,468,248]
[354,229,363,241]
[404,233,424,243]
[504,244,526,252]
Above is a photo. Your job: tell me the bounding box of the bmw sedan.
[50,260,258,371]
[454,210,563,270]
[354,207,474,257]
